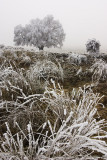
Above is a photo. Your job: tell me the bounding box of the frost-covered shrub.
[86,39,101,55]
[90,59,107,83]
[68,52,87,64]
[0,82,107,160]
[27,60,63,81]
[14,15,65,50]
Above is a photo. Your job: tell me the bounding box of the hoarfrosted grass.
[0,60,46,131]
[0,57,63,131]
[90,59,107,83]
[26,59,63,81]
[0,80,107,160]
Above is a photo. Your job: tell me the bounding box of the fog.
[0,0,107,52]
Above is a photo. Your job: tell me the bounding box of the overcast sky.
[0,0,107,52]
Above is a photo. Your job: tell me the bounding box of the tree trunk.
[39,46,44,50]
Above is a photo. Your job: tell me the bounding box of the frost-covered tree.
[14,15,65,50]
[86,39,101,54]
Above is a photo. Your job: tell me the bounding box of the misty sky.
[0,0,107,52]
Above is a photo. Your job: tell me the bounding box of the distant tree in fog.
[86,39,101,55]
[14,15,65,50]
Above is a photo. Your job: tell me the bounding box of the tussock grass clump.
[27,60,63,81]
[0,81,107,160]
[0,60,47,133]
[90,59,107,83]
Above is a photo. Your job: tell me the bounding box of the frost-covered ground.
[0,46,107,160]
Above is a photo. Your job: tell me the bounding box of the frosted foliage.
[86,39,100,54]
[39,82,107,160]
[0,64,28,87]
[90,59,107,82]
[68,52,87,64]
[27,60,63,80]
[14,15,65,50]
[0,83,107,160]
[14,25,25,46]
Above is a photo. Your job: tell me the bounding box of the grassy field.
[0,46,107,160]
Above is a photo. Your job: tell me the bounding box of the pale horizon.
[0,0,107,52]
